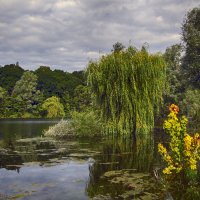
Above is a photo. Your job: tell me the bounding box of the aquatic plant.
[158,104,200,183]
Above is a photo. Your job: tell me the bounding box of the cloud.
[0,0,199,71]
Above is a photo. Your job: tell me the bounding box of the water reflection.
[0,161,89,200]
[86,136,155,199]
[0,119,159,200]
[0,130,96,199]
[0,119,58,140]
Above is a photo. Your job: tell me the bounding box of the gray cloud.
[0,0,199,71]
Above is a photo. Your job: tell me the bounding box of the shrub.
[44,110,103,138]
[43,120,74,138]
[21,112,36,118]
[70,110,103,137]
[42,96,65,118]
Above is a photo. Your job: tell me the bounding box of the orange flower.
[169,104,179,114]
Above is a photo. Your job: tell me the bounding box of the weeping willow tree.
[86,47,166,138]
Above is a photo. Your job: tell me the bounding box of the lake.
[0,119,178,199]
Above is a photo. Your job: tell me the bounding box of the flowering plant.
[158,104,200,182]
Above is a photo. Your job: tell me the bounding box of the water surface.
[0,119,162,199]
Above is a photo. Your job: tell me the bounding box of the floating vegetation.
[9,193,27,199]
[101,170,162,200]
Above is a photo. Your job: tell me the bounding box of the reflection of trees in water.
[0,150,23,172]
[0,137,22,171]
[0,139,68,172]
[86,136,155,198]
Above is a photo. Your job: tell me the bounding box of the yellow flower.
[163,167,172,174]
[189,158,197,170]
[166,155,172,163]
[181,115,188,124]
[158,143,167,154]
[158,104,200,179]
[184,134,192,151]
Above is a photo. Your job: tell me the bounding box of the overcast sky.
[0,0,199,71]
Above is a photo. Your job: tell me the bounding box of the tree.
[0,87,7,102]
[42,96,65,118]
[0,64,24,94]
[182,7,200,88]
[12,71,42,116]
[163,44,183,104]
[35,66,85,99]
[181,89,200,131]
[0,87,8,117]
[0,86,19,118]
[73,85,92,111]
[111,42,125,53]
[86,47,166,138]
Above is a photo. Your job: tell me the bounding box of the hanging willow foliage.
[86,48,166,138]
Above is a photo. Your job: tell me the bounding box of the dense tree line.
[0,65,91,118]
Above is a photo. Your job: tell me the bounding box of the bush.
[21,112,36,118]
[43,120,74,138]
[70,110,103,137]
[44,110,103,138]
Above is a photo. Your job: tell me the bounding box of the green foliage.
[12,71,43,117]
[87,47,166,138]
[162,44,183,115]
[181,89,200,131]
[70,110,103,137]
[44,110,103,138]
[42,96,65,118]
[162,8,200,127]
[73,85,92,111]
[35,66,86,115]
[164,44,183,97]
[111,42,125,53]
[181,89,200,118]
[164,44,182,71]
[0,64,86,118]
[182,7,200,88]
[0,86,7,100]
[184,185,200,200]
[0,64,24,94]
[35,66,85,98]
[0,87,8,117]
